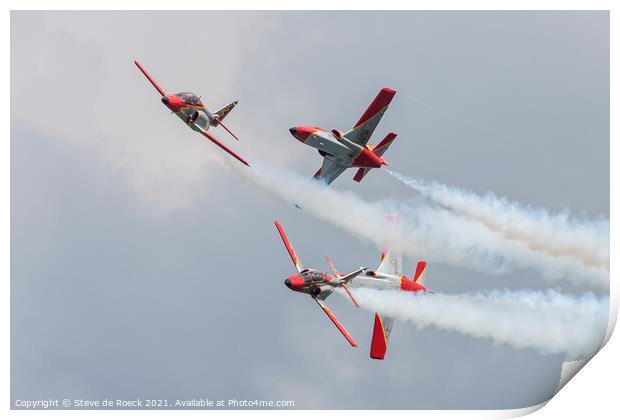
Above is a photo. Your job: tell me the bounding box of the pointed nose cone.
[285,275,304,289]
[161,94,184,111]
[289,126,316,143]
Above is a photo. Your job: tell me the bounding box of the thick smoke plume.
[387,170,610,270]
[352,288,608,361]
[233,163,608,289]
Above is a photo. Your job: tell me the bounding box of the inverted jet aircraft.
[351,245,430,360]
[289,88,398,185]
[275,220,365,348]
[134,60,249,166]
[274,217,431,359]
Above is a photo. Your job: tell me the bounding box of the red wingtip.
[200,130,249,166]
[275,220,302,273]
[317,300,358,348]
[134,60,166,97]
[353,88,396,129]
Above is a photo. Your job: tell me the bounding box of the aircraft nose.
[285,275,304,288]
[161,96,169,105]
[289,126,314,143]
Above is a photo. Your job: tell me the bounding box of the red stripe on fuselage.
[351,147,385,168]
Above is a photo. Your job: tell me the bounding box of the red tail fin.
[370,313,394,360]
[413,261,427,283]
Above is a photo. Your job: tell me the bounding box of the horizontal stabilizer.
[372,132,397,156]
[353,168,371,183]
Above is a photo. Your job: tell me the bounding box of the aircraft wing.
[344,88,396,147]
[313,157,348,185]
[192,124,249,167]
[274,220,303,273]
[313,297,358,348]
[370,313,394,359]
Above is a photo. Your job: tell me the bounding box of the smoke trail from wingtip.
[386,170,610,270]
[231,162,608,289]
[352,288,608,361]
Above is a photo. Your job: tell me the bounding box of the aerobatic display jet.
[134,60,249,166]
[351,245,430,360]
[289,88,398,185]
[275,220,365,348]
[274,218,431,359]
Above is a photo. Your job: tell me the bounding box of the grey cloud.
[11,10,608,409]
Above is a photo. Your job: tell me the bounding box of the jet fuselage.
[289,126,386,169]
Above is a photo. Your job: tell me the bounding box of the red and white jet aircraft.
[275,219,430,359]
[289,88,398,185]
[351,246,430,360]
[134,60,249,166]
[275,220,365,347]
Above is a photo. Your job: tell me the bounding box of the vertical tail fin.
[370,313,394,360]
[212,101,240,141]
[214,101,238,122]
[413,261,427,283]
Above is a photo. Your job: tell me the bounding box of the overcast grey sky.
[11,11,609,409]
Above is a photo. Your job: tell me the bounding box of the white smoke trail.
[387,170,610,270]
[232,162,608,289]
[352,288,608,361]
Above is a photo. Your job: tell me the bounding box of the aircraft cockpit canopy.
[177,92,203,106]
